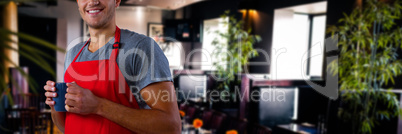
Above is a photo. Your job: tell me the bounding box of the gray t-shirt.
[64,29,172,109]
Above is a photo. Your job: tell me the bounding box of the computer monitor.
[253,87,299,128]
[176,75,207,102]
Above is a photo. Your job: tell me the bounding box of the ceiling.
[121,0,205,10]
[279,1,327,14]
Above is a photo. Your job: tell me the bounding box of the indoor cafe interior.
[1,0,402,134]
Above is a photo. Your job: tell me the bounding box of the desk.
[275,123,317,134]
[182,123,213,134]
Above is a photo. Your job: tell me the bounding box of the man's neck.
[88,23,116,53]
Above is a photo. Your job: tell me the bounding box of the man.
[43,0,181,133]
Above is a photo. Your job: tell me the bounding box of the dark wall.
[185,0,242,20]
[18,14,57,96]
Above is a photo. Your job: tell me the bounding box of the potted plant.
[327,0,402,133]
[211,10,261,105]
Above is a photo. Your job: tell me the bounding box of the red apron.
[64,26,139,134]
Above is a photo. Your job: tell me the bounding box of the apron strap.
[110,26,121,61]
[112,26,121,49]
[72,38,90,63]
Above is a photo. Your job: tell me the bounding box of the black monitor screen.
[177,75,207,102]
[257,87,298,128]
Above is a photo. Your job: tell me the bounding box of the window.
[201,18,228,70]
[270,1,327,80]
[308,15,327,78]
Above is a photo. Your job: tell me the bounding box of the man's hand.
[65,82,101,115]
[44,80,57,107]
[44,80,66,133]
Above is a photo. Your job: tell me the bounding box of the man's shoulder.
[120,29,150,43]
[121,29,155,44]
[66,42,86,58]
[64,41,85,69]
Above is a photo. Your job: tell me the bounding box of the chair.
[201,109,215,129]
[5,108,52,134]
[179,103,189,111]
[185,106,198,123]
[5,108,36,133]
[250,123,272,134]
[210,111,227,132]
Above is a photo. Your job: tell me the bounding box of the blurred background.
[1,0,402,134]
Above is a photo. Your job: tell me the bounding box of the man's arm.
[65,81,181,134]
[44,80,66,133]
[50,107,66,132]
[98,81,181,134]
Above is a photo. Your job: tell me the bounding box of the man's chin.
[87,23,105,29]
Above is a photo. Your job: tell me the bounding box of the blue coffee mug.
[54,82,67,112]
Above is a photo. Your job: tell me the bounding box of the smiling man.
[43,0,181,133]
